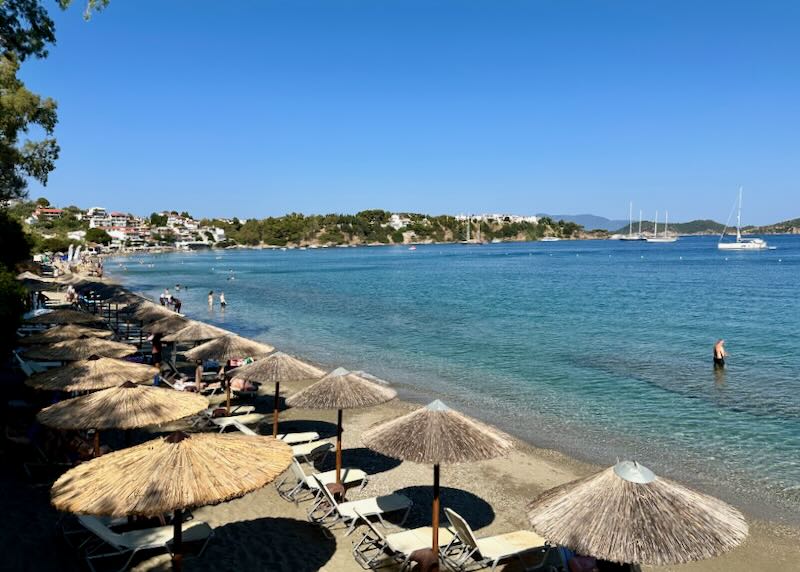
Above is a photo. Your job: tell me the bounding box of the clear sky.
[21,0,800,224]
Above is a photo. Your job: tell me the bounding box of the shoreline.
[15,269,799,570]
[102,264,800,530]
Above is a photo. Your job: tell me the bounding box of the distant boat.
[718,188,769,250]
[619,202,645,241]
[491,238,502,244]
[645,210,678,243]
[541,237,561,242]
[408,246,417,251]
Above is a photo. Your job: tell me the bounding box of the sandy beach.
[5,358,799,571]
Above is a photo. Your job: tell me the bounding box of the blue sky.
[21,0,800,224]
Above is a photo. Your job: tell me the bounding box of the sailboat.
[645,210,678,243]
[718,188,768,250]
[619,202,645,240]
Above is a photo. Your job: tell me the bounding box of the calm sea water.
[109,236,800,521]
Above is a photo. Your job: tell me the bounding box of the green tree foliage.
[85,227,111,244]
[0,209,31,268]
[149,212,167,226]
[0,53,59,200]
[35,196,50,206]
[0,268,26,358]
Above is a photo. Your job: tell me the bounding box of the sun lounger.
[212,418,258,435]
[309,475,412,535]
[13,351,61,376]
[75,515,213,572]
[275,431,320,445]
[352,509,455,570]
[292,440,334,464]
[441,508,552,572]
[276,458,368,503]
[190,404,256,428]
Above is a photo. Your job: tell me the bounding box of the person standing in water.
[713,339,728,368]
[208,290,214,308]
[220,291,227,308]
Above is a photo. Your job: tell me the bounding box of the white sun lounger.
[275,431,320,445]
[276,458,368,503]
[190,404,256,428]
[309,475,412,535]
[352,509,455,570]
[291,440,334,465]
[213,419,321,446]
[441,508,551,572]
[76,515,213,572]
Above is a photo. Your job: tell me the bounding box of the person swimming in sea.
[713,339,727,369]
[208,290,214,308]
[220,291,227,308]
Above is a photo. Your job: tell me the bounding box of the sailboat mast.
[654,211,658,236]
[638,211,642,235]
[736,187,743,242]
[629,202,633,236]
[466,215,470,242]
[665,211,669,237]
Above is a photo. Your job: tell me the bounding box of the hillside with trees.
[613,219,725,235]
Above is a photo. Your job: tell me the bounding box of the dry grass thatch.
[124,300,176,323]
[20,278,62,292]
[18,324,113,345]
[143,314,190,335]
[17,271,52,281]
[183,334,274,362]
[23,337,138,361]
[162,321,231,343]
[51,432,293,517]
[24,309,104,325]
[286,367,397,410]
[226,351,325,383]
[362,399,514,465]
[527,461,749,566]
[25,356,158,392]
[37,382,208,430]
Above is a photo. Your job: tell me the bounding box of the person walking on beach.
[713,339,728,369]
[172,297,182,314]
[219,291,227,308]
[208,290,214,308]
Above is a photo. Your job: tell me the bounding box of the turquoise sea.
[109,236,800,522]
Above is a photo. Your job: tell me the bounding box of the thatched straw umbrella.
[184,334,274,414]
[227,351,325,437]
[17,271,52,281]
[24,309,104,325]
[25,355,158,392]
[162,321,231,343]
[287,367,396,485]
[527,460,749,566]
[37,381,208,455]
[125,300,176,323]
[51,431,293,571]
[362,400,514,553]
[144,314,191,335]
[18,324,113,345]
[23,337,138,361]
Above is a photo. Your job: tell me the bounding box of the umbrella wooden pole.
[172,508,183,572]
[93,430,100,457]
[336,409,343,484]
[272,381,280,437]
[432,464,440,551]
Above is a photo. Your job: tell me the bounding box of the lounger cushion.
[388,527,455,553]
[475,530,546,560]
[305,467,367,488]
[292,441,333,457]
[277,431,319,445]
[338,494,411,519]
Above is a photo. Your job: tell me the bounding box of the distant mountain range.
[537,214,629,231]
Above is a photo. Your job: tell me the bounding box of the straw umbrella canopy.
[184,334,274,414]
[287,367,397,485]
[23,337,138,361]
[51,431,293,571]
[227,351,325,437]
[25,355,158,392]
[527,461,749,566]
[125,300,176,323]
[162,321,231,343]
[20,277,61,292]
[17,271,52,281]
[24,309,104,325]
[18,324,113,345]
[144,314,191,335]
[363,400,514,553]
[37,381,209,455]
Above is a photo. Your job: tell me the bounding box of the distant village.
[7,197,563,253]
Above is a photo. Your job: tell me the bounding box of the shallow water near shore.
[109,236,800,522]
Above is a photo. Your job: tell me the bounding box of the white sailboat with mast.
[619,201,645,240]
[646,210,678,243]
[718,188,769,250]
